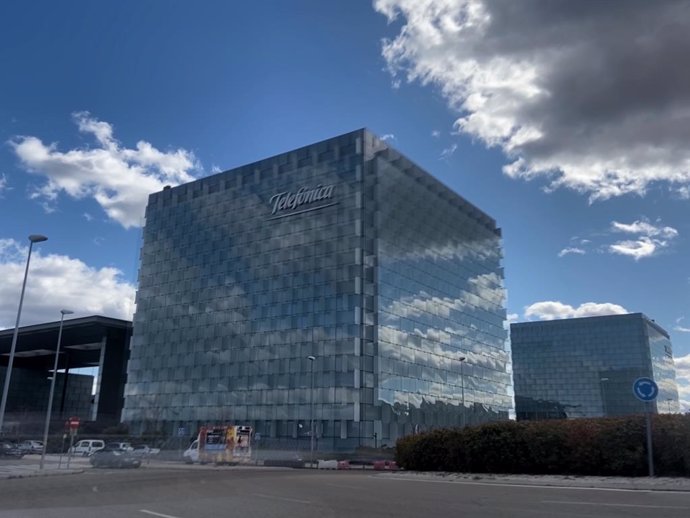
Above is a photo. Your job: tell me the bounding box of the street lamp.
[0,234,48,433]
[459,356,466,428]
[600,377,609,417]
[307,355,316,467]
[40,309,73,470]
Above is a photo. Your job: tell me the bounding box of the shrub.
[395,414,690,477]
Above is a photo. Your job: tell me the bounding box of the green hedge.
[396,414,690,476]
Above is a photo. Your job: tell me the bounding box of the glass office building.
[123,129,512,450]
[511,313,680,420]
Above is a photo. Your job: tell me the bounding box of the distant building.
[511,313,679,420]
[0,316,132,431]
[123,129,513,451]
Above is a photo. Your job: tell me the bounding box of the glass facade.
[123,129,511,450]
[511,313,680,420]
[0,367,93,421]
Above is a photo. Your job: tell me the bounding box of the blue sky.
[1,1,689,408]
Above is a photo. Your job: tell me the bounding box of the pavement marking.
[253,493,312,504]
[139,510,182,518]
[375,476,690,494]
[542,500,690,510]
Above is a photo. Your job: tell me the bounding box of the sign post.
[68,416,80,432]
[633,377,659,477]
[254,433,261,465]
[58,433,67,469]
[176,426,187,458]
[65,417,79,469]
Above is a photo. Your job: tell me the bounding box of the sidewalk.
[0,454,277,478]
[380,471,690,492]
[5,455,688,492]
[0,454,87,479]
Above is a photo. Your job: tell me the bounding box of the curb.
[2,469,84,481]
[376,472,690,492]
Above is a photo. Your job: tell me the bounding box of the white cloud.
[381,133,397,142]
[676,354,690,372]
[675,353,690,412]
[0,238,135,328]
[611,220,678,239]
[674,317,690,333]
[608,238,658,260]
[557,247,585,258]
[375,0,690,200]
[0,173,8,195]
[83,212,93,222]
[439,143,458,160]
[560,219,677,260]
[506,313,518,323]
[431,130,441,138]
[524,301,628,321]
[10,112,199,229]
[608,219,678,260]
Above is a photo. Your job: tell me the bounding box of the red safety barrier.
[373,460,398,471]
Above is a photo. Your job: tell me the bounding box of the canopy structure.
[0,315,132,425]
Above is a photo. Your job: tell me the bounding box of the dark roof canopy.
[0,315,132,371]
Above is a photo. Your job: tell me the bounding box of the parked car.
[89,446,141,469]
[0,441,24,458]
[105,441,133,452]
[68,439,105,456]
[18,440,44,454]
[132,444,160,456]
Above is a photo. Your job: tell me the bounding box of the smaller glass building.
[511,313,679,420]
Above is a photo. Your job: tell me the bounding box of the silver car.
[18,440,44,454]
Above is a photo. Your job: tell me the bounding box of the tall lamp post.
[307,355,316,467]
[40,309,73,470]
[459,356,467,428]
[0,234,48,434]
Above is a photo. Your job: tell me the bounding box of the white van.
[69,439,105,456]
[183,440,199,463]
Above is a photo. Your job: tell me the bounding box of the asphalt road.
[1,467,690,518]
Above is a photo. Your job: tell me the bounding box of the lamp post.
[308,355,316,467]
[600,377,609,417]
[40,309,73,470]
[0,234,48,434]
[459,356,466,428]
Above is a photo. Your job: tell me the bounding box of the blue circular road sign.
[632,377,659,402]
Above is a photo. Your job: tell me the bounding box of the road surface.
[1,466,689,517]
